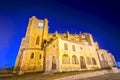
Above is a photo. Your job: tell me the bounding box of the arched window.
[92,58,97,65]
[72,55,78,64]
[39,54,41,59]
[36,36,40,45]
[86,57,92,65]
[80,56,86,69]
[31,52,34,59]
[62,54,70,64]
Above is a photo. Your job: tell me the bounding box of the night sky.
[0,0,120,68]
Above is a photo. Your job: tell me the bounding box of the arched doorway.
[52,56,56,70]
[80,56,87,69]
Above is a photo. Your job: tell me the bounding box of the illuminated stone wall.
[97,49,116,68]
[45,38,101,72]
[13,16,116,74]
[14,16,48,74]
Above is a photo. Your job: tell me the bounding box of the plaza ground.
[0,70,120,80]
[80,73,120,80]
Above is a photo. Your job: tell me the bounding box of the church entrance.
[52,56,56,70]
[80,56,87,69]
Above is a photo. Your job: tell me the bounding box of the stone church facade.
[13,16,116,74]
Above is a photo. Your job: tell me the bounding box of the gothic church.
[13,16,116,74]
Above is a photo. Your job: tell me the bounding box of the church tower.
[13,16,48,74]
[25,16,48,48]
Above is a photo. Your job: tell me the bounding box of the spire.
[66,31,70,39]
[54,31,59,37]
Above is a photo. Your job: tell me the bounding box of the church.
[13,16,116,74]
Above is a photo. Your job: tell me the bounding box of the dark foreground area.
[0,71,120,80]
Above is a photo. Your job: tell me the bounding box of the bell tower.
[13,16,49,74]
[25,16,48,49]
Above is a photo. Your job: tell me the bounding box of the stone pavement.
[55,70,112,80]
[0,70,120,80]
[80,73,120,80]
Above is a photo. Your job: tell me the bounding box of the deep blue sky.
[0,0,120,68]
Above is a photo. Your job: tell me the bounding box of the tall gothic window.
[72,55,78,64]
[31,52,34,59]
[92,58,97,65]
[36,36,40,45]
[62,54,70,64]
